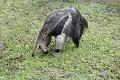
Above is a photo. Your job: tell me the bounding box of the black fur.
[50,15,69,36]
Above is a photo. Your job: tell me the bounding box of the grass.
[0,0,120,80]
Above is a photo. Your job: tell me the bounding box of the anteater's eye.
[42,37,44,41]
[45,33,47,35]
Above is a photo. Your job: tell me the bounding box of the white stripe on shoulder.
[71,8,77,14]
[62,13,72,33]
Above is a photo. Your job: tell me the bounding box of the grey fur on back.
[41,7,86,36]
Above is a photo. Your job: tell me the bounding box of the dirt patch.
[9,55,25,62]
[5,55,25,66]
[0,42,8,50]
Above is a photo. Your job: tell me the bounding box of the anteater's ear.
[80,16,88,29]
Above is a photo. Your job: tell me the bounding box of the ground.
[0,0,120,80]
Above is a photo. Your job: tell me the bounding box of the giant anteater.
[32,7,88,57]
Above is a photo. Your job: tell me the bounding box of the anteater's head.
[32,30,49,57]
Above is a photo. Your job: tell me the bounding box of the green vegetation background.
[0,0,120,80]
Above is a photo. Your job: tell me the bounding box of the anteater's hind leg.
[71,25,84,48]
[72,37,80,48]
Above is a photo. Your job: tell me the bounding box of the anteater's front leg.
[41,36,52,54]
[54,33,67,56]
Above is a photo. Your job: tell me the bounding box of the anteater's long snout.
[32,41,39,57]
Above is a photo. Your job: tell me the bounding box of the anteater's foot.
[52,49,60,56]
